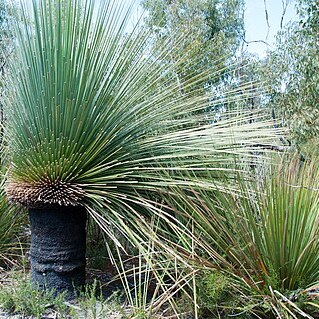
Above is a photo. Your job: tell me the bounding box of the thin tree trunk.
[29,206,87,299]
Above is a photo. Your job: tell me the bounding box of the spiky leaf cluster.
[4,0,282,239]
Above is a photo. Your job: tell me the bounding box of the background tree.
[0,0,14,74]
[0,0,15,135]
[141,0,245,93]
[259,0,319,150]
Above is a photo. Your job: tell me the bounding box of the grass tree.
[3,0,282,298]
[150,156,319,317]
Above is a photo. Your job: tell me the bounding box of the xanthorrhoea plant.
[150,157,319,317]
[3,0,282,297]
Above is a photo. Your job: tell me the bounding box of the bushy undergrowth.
[0,271,69,318]
[0,272,128,319]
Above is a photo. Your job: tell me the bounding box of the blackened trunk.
[29,206,87,299]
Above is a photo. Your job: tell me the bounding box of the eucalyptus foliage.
[259,0,319,149]
[142,0,245,91]
[4,0,281,244]
[0,0,15,74]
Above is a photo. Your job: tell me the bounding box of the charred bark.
[29,206,87,299]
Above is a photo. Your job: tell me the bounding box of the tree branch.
[263,0,270,40]
[280,0,289,29]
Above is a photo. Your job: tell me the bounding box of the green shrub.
[0,272,68,318]
[197,271,229,310]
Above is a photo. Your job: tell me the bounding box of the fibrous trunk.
[29,206,87,299]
